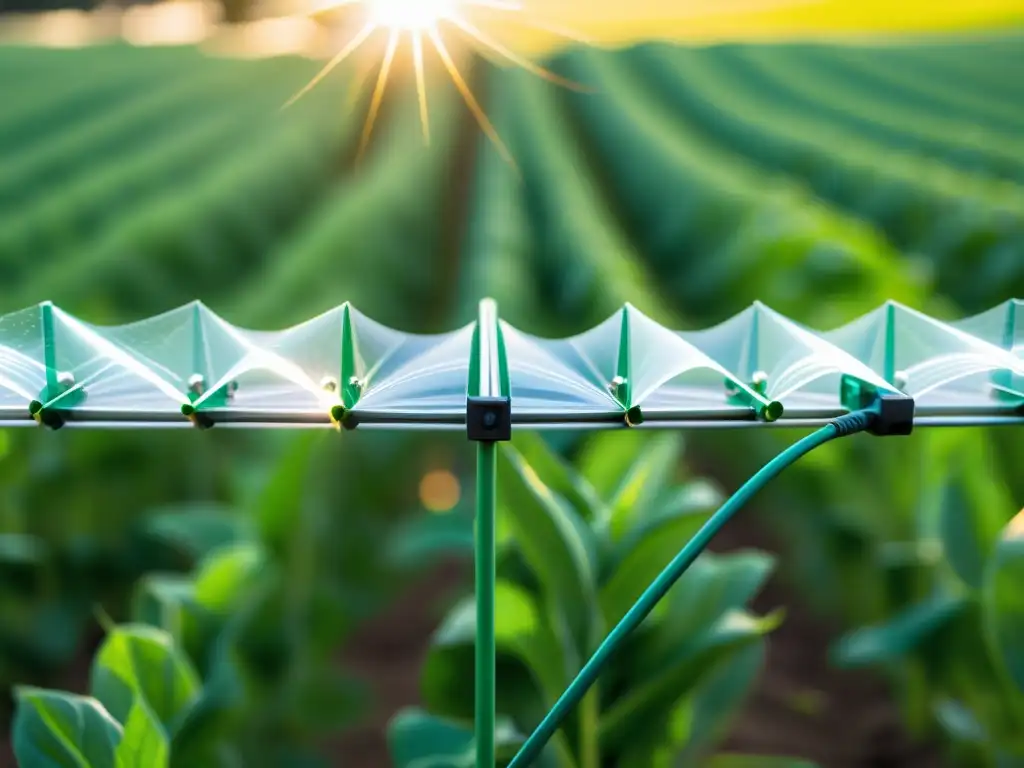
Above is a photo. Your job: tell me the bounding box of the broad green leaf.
[600,481,723,625]
[386,708,525,768]
[832,590,967,667]
[510,432,605,522]
[706,755,820,768]
[617,699,693,768]
[254,432,325,558]
[90,624,201,737]
[984,511,1024,693]
[628,551,776,678]
[13,687,122,768]
[940,474,1009,592]
[116,699,169,768]
[684,641,767,759]
[424,581,567,716]
[497,444,598,655]
[421,581,576,767]
[605,433,684,539]
[192,543,267,615]
[599,609,781,751]
[144,505,253,561]
[575,429,648,500]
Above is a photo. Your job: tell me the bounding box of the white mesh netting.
[1,299,1021,428]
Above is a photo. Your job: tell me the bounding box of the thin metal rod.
[475,442,497,767]
[1,415,1022,431]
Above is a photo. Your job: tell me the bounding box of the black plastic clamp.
[467,396,512,442]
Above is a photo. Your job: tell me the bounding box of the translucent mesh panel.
[351,316,473,416]
[0,306,47,408]
[685,302,892,417]
[626,305,759,417]
[827,302,1024,410]
[502,314,622,417]
[0,300,1020,427]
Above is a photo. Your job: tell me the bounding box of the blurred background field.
[1,0,1023,765]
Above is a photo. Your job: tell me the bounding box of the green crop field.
[2,27,1024,768]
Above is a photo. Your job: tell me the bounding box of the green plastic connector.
[725,374,783,422]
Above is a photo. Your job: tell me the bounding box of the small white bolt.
[610,375,626,393]
[752,370,769,386]
[894,370,909,390]
[187,374,205,395]
[349,376,363,392]
[56,371,75,389]
[321,376,339,393]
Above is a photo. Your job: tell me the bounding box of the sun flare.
[289,0,589,167]
[367,0,454,30]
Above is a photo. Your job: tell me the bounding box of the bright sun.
[291,0,587,167]
[366,0,454,30]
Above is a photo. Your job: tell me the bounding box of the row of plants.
[608,44,1024,311]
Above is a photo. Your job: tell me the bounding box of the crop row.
[603,44,1024,311]
[716,44,1024,184]
[0,44,208,152]
[0,54,317,211]
[0,58,340,291]
[533,49,926,327]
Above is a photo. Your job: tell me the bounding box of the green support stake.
[614,306,642,426]
[724,305,783,422]
[330,303,361,429]
[181,302,236,429]
[467,298,511,768]
[994,301,1022,402]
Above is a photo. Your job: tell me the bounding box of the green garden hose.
[506,408,880,767]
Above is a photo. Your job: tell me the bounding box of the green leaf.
[386,708,525,768]
[984,511,1024,693]
[575,430,648,500]
[144,505,253,561]
[497,444,599,656]
[599,609,781,751]
[424,581,567,717]
[192,543,267,615]
[90,624,201,737]
[832,590,967,667]
[254,432,325,558]
[605,433,684,540]
[706,755,820,768]
[684,641,767,759]
[115,699,169,768]
[629,551,776,676]
[600,480,722,626]
[940,476,1009,592]
[12,686,122,768]
[510,432,605,522]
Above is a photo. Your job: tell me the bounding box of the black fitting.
[467,396,511,442]
[866,392,915,436]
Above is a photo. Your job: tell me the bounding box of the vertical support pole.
[467,298,511,768]
[475,440,497,768]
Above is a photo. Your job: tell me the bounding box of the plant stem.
[578,686,600,768]
[476,441,497,768]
